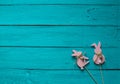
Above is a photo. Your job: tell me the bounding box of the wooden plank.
[0,47,119,69]
[0,69,119,84]
[0,26,119,47]
[0,5,119,25]
[0,0,119,4]
[116,28,120,42]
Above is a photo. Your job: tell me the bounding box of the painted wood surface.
[0,0,120,84]
[0,5,119,25]
[0,70,119,84]
[0,26,120,70]
[0,0,119,4]
[0,26,119,47]
[0,47,120,69]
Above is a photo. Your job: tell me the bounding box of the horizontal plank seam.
[0,68,120,71]
[117,28,120,30]
[0,46,118,48]
[0,4,120,6]
[0,24,120,27]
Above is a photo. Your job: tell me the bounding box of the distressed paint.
[0,5,119,25]
[0,0,119,4]
[0,0,120,83]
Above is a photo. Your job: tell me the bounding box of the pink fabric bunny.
[72,50,89,69]
[92,42,105,65]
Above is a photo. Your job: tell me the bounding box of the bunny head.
[72,50,82,57]
[91,42,102,55]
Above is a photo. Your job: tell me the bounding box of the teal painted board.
[0,26,119,47]
[0,5,119,25]
[0,0,120,83]
[116,29,120,41]
[0,0,119,4]
[0,69,119,84]
[0,47,119,69]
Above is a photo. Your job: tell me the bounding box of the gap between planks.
[0,24,119,27]
[0,68,120,71]
[0,46,118,48]
[0,4,120,6]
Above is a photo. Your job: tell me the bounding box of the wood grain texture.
[0,0,120,83]
[0,47,120,69]
[0,69,119,84]
[0,5,119,25]
[0,26,119,69]
[0,26,119,47]
[0,0,119,4]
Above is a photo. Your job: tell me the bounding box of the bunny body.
[92,42,105,65]
[72,50,89,69]
[93,54,105,65]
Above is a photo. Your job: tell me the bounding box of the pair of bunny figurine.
[72,42,105,69]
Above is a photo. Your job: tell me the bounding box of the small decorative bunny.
[72,50,89,69]
[92,42,105,65]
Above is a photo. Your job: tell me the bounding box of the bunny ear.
[91,43,97,48]
[72,50,77,53]
[98,42,101,48]
[72,50,76,56]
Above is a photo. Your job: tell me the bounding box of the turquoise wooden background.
[0,0,120,84]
